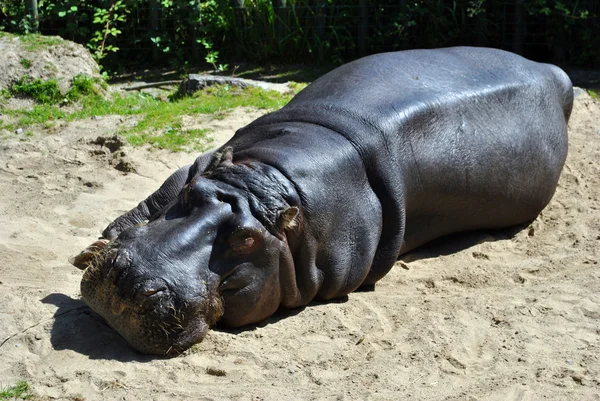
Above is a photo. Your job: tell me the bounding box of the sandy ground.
[0,92,599,401]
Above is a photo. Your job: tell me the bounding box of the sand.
[0,93,599,401]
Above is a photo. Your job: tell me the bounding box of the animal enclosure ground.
[0,92,599,400]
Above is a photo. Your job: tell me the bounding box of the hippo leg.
[102,151,215,240]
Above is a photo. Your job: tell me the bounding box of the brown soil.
[0,91,599,400]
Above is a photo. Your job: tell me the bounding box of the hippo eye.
[228,230,260,255]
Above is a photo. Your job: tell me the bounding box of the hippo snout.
[79,243,224,356]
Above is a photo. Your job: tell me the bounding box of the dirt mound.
[0,34,101,92]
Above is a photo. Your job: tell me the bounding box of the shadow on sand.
[41,293,153,362]
[43,225,525,359]
[400,223,528,263]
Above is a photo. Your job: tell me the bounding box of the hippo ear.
[276,206,299,232]
[206,146,234,171]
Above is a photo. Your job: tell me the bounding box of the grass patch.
[0,32,64,51]
[0,381,31,400]
[128,125,212,152]
[18,34,63,52]
[588,89,598,100]
[8,74,106,105]
[288,81,308,92]
[4,81,304,151]
[19,58,32,69]
[10,75,63,104]
[66,74,107,102]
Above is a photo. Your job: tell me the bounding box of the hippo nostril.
[105,249,131,285]
[134,283,169,310]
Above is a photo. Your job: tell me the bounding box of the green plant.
[0,380,31,400]
[198,38,228,72]
[65,74,105,102]
[88,0,128,62]
[8,73,106,105]
[588,89,598,100]
[19,57,32,68]
[10,75,62,104]
[128,125,213,152]
[4,83,294,151]
[18,34,63,52]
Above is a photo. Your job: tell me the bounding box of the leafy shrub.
[1,0,598,69]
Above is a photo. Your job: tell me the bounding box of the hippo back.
[227,47,571,294]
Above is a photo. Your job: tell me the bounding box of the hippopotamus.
[73,47,573,356]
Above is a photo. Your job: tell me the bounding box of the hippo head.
[79,148,300,356]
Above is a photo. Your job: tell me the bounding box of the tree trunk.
[24,0,39,32]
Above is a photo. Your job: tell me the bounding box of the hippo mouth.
[78,242,224,357]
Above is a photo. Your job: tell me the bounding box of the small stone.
[15,128,23,134]
[399,261,410,270]
[572,87,586,98]
[528,227,535,236]
[91,115,99,120]
[472,251,490,260]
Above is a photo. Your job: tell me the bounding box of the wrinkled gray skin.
[77,47,573,356]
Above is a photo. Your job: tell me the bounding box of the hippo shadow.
[41,225,524,358]
[42,293,348,359]
[213,295,350,335]
[399,223,529,263]
[41,293,153,362]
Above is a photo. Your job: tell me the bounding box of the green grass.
[18,34,63,52]
[10,75,63,104]
[3,83,300,151]
[19,58,32,69]
[0,32,64,51]
[588,89,598,100]
[8,74,106,105]
[128,126,212,152]
[0,381,31,400]
[66,74,107,102]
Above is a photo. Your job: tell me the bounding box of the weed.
[66,74,105,103]
[19,58,32,69]
[288,81,308,93]
[10,75,63,104]
[6,83,294,151]
[3,105,67,126]
[588,89,598,100]
[18,34,63,52]
[128,126,212,152]
[0,381,31,400]
[8,74,106,105]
